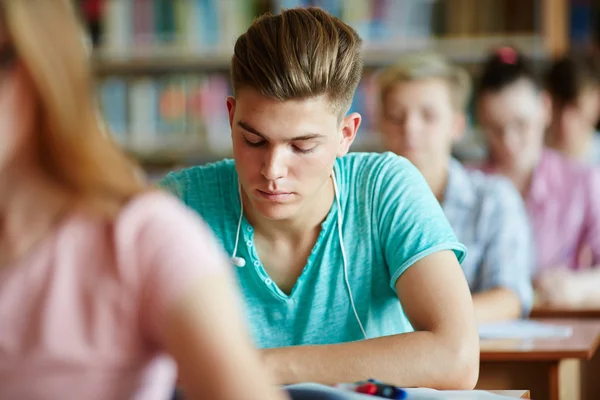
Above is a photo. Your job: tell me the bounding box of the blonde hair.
[231,7,363,117]
[3,0,145,217]
[377,52,472,112]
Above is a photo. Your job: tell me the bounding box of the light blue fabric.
[159,152,466,348]
[589,132,600,165]
[443,158,534,317]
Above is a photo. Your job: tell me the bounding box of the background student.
[377,52,534,322]
[0,1,286,399]
[545,52,600,164]
[475,47,600,307]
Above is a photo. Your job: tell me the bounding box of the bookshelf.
[82,0,569,167]
[93,35,548,75]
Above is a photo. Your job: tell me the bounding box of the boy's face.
[379,78,464,173]
[550,87,600,141]
[227,89,358,221]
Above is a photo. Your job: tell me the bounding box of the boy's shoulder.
[336,151,417,184]
[337,151,409,167]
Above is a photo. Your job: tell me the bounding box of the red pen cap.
[356,383,378,395]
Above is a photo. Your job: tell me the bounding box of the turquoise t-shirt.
[159,152,466,348]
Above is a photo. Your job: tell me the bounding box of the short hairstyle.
[477,46,541,96]
[545,52,600,108]
[377,51,472,111]
[230,7,364,116]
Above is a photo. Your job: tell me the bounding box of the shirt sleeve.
[116,191,234,346]
[374,154,467,290]
[156,171,186,199]
[479,177,535,317]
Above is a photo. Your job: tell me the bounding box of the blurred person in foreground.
[545,52,600,164]
[377,52,534,322]
[160,7,479,389]
[0,1,286,400]
[475,47,600,308]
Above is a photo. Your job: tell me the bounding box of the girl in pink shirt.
[0,1,286,400]
[474,47,600,307]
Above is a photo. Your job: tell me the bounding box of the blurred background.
[74,0,600,180]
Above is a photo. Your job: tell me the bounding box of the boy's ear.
[226,96,236,128]
[337,112,361,157]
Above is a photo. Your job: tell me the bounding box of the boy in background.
[378,52,534,322]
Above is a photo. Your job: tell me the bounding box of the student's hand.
[535,267,582,307]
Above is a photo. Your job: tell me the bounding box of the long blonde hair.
[3,0,145,217]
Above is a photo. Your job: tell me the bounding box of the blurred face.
[0,32,36,172]
[478,79,549,174]
[379,78,464,173]
[227,89,359,221]
[550,87,600,141]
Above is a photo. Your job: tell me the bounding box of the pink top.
[478,149,600,272]
[0,191,230,400]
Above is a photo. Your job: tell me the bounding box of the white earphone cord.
[331,170,368,340]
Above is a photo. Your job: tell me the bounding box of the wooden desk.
[531,306,600,320]
[488,390,530,398]
[476,319,600,400]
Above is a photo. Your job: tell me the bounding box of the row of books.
[99,0,256,56]
[90,0,543,58]
[98,73,232,156]
[92,0,445,57]
[570,0,600,48]
[97,72,382,159]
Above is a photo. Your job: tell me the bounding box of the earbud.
[231,182,246,268]
[231,256,246,268]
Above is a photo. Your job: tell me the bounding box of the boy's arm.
[262,250,479,390]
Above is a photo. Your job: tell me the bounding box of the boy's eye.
[244,137,265,147]
[292,143,317,154]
